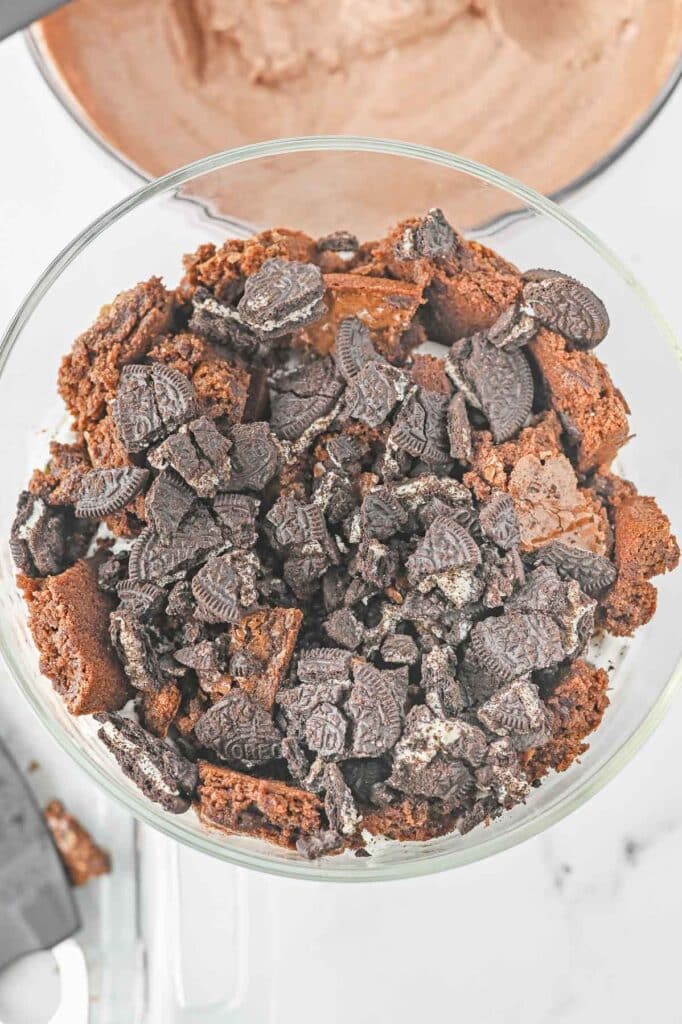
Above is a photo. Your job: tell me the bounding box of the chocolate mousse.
[11,209,678,857]
[38,0,682,229]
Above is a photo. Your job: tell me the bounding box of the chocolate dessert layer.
[39,0,682,229]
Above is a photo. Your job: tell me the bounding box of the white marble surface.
[1,30,682,1024]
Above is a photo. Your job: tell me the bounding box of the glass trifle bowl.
[1,137,680,883]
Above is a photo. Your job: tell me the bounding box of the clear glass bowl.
[1,138,680,882]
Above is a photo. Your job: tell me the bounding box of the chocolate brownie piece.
[361,799,455,843]
[367,212,521,342]
[228,607,303,709]
[191,359,250,423]
[601,487,680,636]
[44,799,111,886]
[59,278,174,431]
[20,560,130,714]
[521,660,610,781]
[464,412,609,552]
[301,274,424,362]
[409,353,453,395]
[529,328,630,472]
[196,761,323,848]
[29,441,91,506]
[138,682,182,738]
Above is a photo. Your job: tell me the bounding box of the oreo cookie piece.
[283,553,329,599]
[96,712,198,813]
[117,580,165,621]
[347,660,409,758]
[270,357,344,442]
[144,469,195,540]
[128,506,224,585]
[345,361,406,428]
[422,645,466,717]
[174,638,228,691]
[318,231,359,254]
[225,423,279,492]
[267,496,329,552]
[390,388,450,465]
[446,391,473,462]
[112,365,164,453]
[360,487,409,541]
[113,363,197,454]
[476,677,552,750]
[334,316,383,382]
[454,336,534,443]
[533,541,617,596]
[194,690,282,767]
[479,492,521,551]
[76,467,149,519]
[380,633,419,666]
[191,551,259,624]
[324,608,365,650]
[305,702,348,758]
[151,363,199,434]
[297,647,352,685]
[396,208,458,261]
[10,491,68,577]
[149,417,232,498]
[522,271,609,349]
[237,258,326,339]
[485,302,537,351]
[110,607,163,692]
[321,762,360,837]
[389,706,486,801]
[212,493,259,549]
[407,514,481,583]
[470,610,565,683]
[189,286,261,356]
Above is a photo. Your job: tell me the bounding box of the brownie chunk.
[521,660,610,781]
[601,487,679,636]
[138,683,182,738]
[20,560,130,714]
[228,607,303,709]
[301,274,424,362]
[529,328,630,472]
[361,799,455,843]
[196,761,323,848]
[464,412,609,553]
[58,278,174,431]
[44,799,111,886]
[29,441,91,506]
[409,353,452,395]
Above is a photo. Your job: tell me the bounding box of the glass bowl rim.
[2,135,682,883]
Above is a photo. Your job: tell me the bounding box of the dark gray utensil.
[0,1,70,41]
[0,735,88,1023]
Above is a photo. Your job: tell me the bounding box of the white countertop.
[1,30,682,1024]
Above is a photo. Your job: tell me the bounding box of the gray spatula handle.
[0,1,70,41]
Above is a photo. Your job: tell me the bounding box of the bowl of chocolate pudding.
[28,0,682,228]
